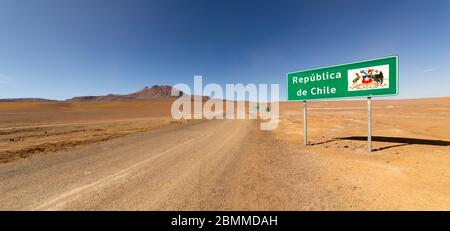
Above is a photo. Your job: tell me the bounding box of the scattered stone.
[344,145,349,148]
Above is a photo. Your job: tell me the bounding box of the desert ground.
[0,97,449,210]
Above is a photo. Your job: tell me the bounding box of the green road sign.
[287,56,398,101]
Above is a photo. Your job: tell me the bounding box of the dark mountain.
[67,85,184,102]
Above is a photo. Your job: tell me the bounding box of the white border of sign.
[286,55,399,101]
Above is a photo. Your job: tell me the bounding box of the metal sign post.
[303,100,307,145]
[367,96,372,152]
[287,56,398,153]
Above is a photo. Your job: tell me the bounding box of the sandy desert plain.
[0,97,449,210]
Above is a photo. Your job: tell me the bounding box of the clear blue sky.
[0,0,449,100]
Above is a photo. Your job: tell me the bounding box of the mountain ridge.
[67,85,184,102]
[0,85,202,102]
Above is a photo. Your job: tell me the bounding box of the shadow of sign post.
[286,56,399,152]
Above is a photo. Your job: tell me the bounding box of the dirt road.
[0,117,346,211]
[0,119,286,210]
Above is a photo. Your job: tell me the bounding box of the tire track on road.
[31,132,214,211]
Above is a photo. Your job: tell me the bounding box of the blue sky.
[0,0,449,100]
